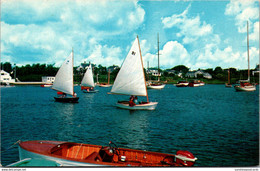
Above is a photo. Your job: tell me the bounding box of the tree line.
[1,62,259,84]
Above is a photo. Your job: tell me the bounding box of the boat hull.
[234,85,256,91]
[147,84,165,89]
[82,90,99,93]
[19,145,102,166]
[116,101,158,110]
[54,97,79,103]
[99,84,112,87]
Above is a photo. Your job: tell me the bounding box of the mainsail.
[52,51,74,95]
[110,37,147,96]
[81,63,95,87]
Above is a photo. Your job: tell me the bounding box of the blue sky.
[1,0,259,70]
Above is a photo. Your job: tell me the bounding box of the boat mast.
[72,48,75,96]
[137,35,149,102]
[108,69,110,84]
[247,21,250,82]
[157,33,160,82]
[228,68,230,84]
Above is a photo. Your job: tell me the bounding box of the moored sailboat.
[99,70,112,87]
[234,21,256,92]
[18,140,197,167]
[147,33,165,90]
[109,36,158,110]
[52,50,79,103]
[81,62,99,93]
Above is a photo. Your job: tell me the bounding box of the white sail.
[52,52,74,95]
[81,63,95,87]
[110,37,147,96]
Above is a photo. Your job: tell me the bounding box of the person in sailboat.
[129,95,135,107]
[62,93,67,98]
[73,93,77,97]
[134,96,139,104]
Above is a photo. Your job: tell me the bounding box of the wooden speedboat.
[19,140,197,167]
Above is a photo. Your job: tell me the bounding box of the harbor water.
[1,84,259,166]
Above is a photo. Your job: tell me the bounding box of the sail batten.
[52,52,74,96]
[81,63,95,87]
[110,37,147,96]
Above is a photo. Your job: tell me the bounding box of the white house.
[42,76,55,83]
[147,69,162,77]
[185,70,212,79]
[0,70,15,83]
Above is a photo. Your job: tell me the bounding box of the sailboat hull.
[234,85,256,91]
[116,101,158,110]
[99,84,112,87]
[54,97,79,103]
[83,90,99,93]
[147,84,165,89]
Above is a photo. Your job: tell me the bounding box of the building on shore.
[185,69,212,79]
[0,70,15,84]
[42,76,55,83]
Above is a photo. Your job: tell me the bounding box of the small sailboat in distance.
[147,33,165,90]
[99,70,112,87]
[234,21,256,92]
[81,62,99,93]
[109,36,158,110]
[52,49,79,103]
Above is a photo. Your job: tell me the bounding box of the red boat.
[19,140,197,167]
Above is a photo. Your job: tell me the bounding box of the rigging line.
[0,140,21,154]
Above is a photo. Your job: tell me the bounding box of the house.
[185,69,212,79]
[147,68,162,77]
[42,76,55,83]
[0,70,15,83]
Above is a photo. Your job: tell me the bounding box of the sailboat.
[234,21,256,92]
[52,50,79,103]
[99,70,112,87]
[225,68,232,88]
[81,62,99,93]
[147,33,165,90]
[109,36,158,110]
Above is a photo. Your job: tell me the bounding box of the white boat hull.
[147,84,165,89]
[83,90,99,93]
[99,84,112,87]
[19,146,104,166]
[234,85,256,91]
[116,102,158,110]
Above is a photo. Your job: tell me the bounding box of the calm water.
[1,84,259,166]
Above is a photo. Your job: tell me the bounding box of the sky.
[1,0,259,70]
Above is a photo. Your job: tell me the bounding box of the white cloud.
[142,41,191,69]
[161,4,213,44]
[1,0,145,66]
[225,0,259,33]
[249,22,259,42]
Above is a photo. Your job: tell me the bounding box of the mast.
[108,69,110,84]
[247,21,250,82]
[137,35,149,102]
[157,33,160,82]
[72,48,74,94]
[228,68,230,84]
